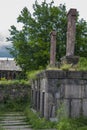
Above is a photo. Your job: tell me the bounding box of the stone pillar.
[61,8,79,65]
[66,9,77,56]
[50,30,57,66]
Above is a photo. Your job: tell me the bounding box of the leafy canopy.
[7,0,87,72]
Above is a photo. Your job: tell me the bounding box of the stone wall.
[31,70,87,120]
[0,84,31,103]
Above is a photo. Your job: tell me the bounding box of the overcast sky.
[0,0,87,46]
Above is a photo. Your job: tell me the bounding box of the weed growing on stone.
[27,70,43,80]
[24,106,57,129]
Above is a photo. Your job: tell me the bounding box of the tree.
[7,0,87,72]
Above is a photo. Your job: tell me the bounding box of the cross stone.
[66,9,77,56]
[61,8,79,65]
[50,30,57,66]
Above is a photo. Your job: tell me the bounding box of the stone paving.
[0,112,32,130]
[0,112,57,130]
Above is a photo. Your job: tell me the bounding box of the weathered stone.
[0,112,32,130]
[50,30,57,67]
[71,99,82,117]
[61,55,79,65]
[31,70,87,120]
[0,84,30,103]
[61,8,79,65]
[83,99,87,116]
[66,9,77,56]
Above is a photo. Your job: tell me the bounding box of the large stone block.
[71,99,82,117]
[65,84,82,98]
[83,99,87,116]
[83,85,87,98]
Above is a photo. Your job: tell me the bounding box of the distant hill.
[0,32,13,58]
[0,45,13,58]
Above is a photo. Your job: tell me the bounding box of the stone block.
[83,85,87,98]
[65,84,82,98]
[61,56,79,65]
[83,99,87,116]
[82,72,87,79]
[67,71,82,79]
[71,99,81,117]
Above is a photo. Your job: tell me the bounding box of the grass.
[23,107,87,130]
[56,116,87,130]
[0,79,30,86]
[1,103,87,130]
[24,106,57,129]
[0,111,5,130]
[46,57,87,71]
[26,69,44,80]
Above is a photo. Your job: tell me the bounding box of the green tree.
[75,18,87,57]
[7,0,87,72]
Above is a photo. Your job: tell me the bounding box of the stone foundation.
[31,70,87,119]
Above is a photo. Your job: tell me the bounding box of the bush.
[78,126,87,130]
[57,119,77,130]
[56,116,87,130]
[77,57,87,71]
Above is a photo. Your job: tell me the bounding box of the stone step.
[0,112,32,130]
[3,125,31,129]
[0,121,29,126]
[0,112,57,130]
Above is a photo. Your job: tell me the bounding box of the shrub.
[57,119,77,130]
[77,57,87,71]
[24,106,56,129]
[26,70,43,80]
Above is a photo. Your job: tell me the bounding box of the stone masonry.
[31,70,87,120]
[50,31,57,66]
[66,9,77,56]
[31,8,85,120]
[61,9,79,64]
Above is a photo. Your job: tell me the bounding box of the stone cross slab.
[66,9,77,56]
[50,31,57,66]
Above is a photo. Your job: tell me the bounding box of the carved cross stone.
[66,9,77,56]
[50,31,57,66]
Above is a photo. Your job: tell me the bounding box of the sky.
[0,0,87,56]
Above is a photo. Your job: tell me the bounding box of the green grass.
[26,70,44,80]
[56,116,87,130]
[24,106,57,129]
[0,112,5,130]
[0,79,30,86]
[1,103,87,130]
[78,126,87,130]
[46,57,87,71]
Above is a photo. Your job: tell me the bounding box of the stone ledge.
[61,56,79,65]
[37,70,87,79]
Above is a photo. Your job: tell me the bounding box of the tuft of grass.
[60,64,72,71]
[26,70,43,80]
[24,106,57,129]
[56,116,87,130]
[59,57,87,71]
[57,118,77,130]
[0,79,30,86]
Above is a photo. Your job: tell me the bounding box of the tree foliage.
[7,0,87,72]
